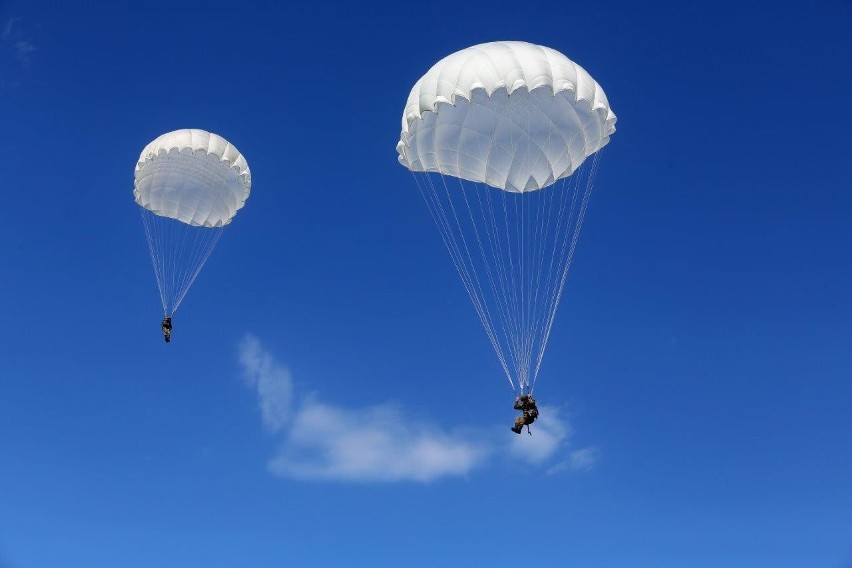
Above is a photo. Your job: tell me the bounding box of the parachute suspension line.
[408,97,607,396]
[526,167,560,388]
[469,179,525,388]
[436,172,515,386]
[407,97,596,395]
[168,214,190,312]
[444,97,543,393]
[500,186,522,383]
[139,209,225,316]
[498,95,562,393]
[479,181,523,375]
[172,223,224,313]
[140,208,167,313]
[526,174,581,394]
[142,208,170,315]
[410,171,516,391]
[524,166,582,390]
[513,99,532,390]
[519,99,565,392]
[531,149,604,391]
[454,176,522,392]
[398,43,617,399]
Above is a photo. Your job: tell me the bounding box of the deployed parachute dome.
[135,129,251,316]
[398,42,616,394]
[135,129,251,227]
[397,41,616,192]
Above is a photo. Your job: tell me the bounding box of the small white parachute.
[398,41,616,394]
[135,129,251,317]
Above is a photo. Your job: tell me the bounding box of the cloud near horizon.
[237,334,598,483]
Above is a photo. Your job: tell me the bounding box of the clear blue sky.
[1,1,851,567]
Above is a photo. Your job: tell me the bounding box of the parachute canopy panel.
[396,41,617,193]
[134,129,252,228]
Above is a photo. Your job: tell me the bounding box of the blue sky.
[1,1,851,566]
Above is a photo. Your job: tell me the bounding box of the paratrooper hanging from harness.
[511,394,539,435]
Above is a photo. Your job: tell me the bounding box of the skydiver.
[511,394,539,434]
[161,316,172,343]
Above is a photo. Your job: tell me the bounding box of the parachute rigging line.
[410,135,603,394]
[140,208,224,316]
[397,42,616,395]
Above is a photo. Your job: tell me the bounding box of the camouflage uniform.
[162,316,173,343]
[511,395,539,434]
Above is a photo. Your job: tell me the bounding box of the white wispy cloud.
[546,446,602,475]
[237,335,488,482]
[567,447,601,471]
[15,40,35,64]
[237,334,597,483]
[2,17,35,67]
[1,18,18,40]
[269,400,489,482]
[238,335,293,433]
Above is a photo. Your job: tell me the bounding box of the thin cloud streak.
[15,40,35,64]
[1,18,18,39]
[238,335,293,433]
[568,447,601,472]
[2,17,36,67]
[546,447,602,475]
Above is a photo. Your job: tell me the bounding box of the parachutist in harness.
[511,394,539,435]
[161,316,172,343]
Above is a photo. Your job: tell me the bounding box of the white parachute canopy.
[135,129,251,316]
[397,41,616,394]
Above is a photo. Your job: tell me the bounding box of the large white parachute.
[398,41,616,394]
[135,129,251,316]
